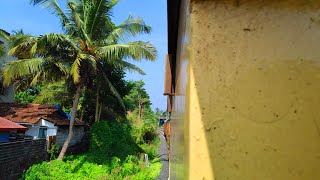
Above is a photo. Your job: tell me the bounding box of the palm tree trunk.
[98,102,102,121]
[97,64,126,112]
[95,86,100,122]
[57,85,81,160]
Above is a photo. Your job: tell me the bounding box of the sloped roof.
[0,117,27,131]
[0,103,84,126]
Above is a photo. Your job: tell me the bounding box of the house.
[0,117,27,143]
[165,0,320,179]
[0,29,15,103]
[0,103,86,146]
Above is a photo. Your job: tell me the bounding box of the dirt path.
[156,129,169,180]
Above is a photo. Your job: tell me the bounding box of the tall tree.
[124,80,151,119]
[3,0,156,160]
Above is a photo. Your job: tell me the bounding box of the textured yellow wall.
[171,0,320,179]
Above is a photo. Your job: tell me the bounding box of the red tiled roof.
[0,103,84,126]
[0,117,27,131]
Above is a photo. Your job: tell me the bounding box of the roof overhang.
[167,0,181,57]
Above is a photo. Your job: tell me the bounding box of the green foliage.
[49,144,60,160]
[155,108,167,117]
[124,80,151,112]
[89,120,141,160]
[0,42,5,58]
[33,81,73,108]
[23,155,161,180]
[14,85,41,103]
[14,82,73,113]
[23,120,162,180]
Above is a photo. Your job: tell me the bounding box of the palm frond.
[39,33,80,51]
[8,30,35,49]
[33,80,70,104]
[29,72,42,86]
[105,15,151,43]
[8,37,37,58]
[67,2,92,45]
[0,29,10,41]
[105,59,145,75]
[70,55,82,84]
[30,0,71,32]
[81,0,117,41]
[98,41,157,61]
[120,61,146,75]
[85,54,97,71]
[98,64,126,111]
[54,62,70,75]
[2,58,44,86]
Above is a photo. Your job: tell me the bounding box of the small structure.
[0,103,86,146]
[0,117,27,143]
[158,116,167,126]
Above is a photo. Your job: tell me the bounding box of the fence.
[0,139,47,179]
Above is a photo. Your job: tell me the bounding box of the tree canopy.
[2,0,157,160]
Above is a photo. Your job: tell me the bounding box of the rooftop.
[0,117,27,131]
[0,103,84,126]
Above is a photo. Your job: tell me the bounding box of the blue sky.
[0,0,167,110]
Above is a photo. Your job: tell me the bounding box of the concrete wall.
[0,139,47,179]
[56,126,85,147]
[0,36,15,103]
[171,0,320,179]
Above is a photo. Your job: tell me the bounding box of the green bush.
[23,120,162,180]
[90,120,142,160]
[23,155,161,180]
[49,144,60,160]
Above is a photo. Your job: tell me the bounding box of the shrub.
[90,120,142,160]
[23,120,162,180]
[49,144,60,160]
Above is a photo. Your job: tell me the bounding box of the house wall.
[25,120,58,139]
[38,119,58,137]
[24,125,39,139]
[0,37,15,103]
[170,0,320,179]
[22,119,85,147]
[56,126,85,147]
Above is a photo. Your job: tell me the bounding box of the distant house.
[0,117,27,143]
[0,29,15,103]
[0,103,86,146]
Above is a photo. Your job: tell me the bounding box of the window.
[38,127,47,139]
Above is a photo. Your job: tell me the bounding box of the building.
[0,29,15,103]
[165,0,320,179]
[0,103,86,146]
[0,117,27,143]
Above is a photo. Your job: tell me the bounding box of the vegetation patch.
[23,120,162,180]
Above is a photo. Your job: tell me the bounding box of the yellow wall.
[170,0,320,179]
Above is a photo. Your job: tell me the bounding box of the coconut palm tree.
[3,0,156,160]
